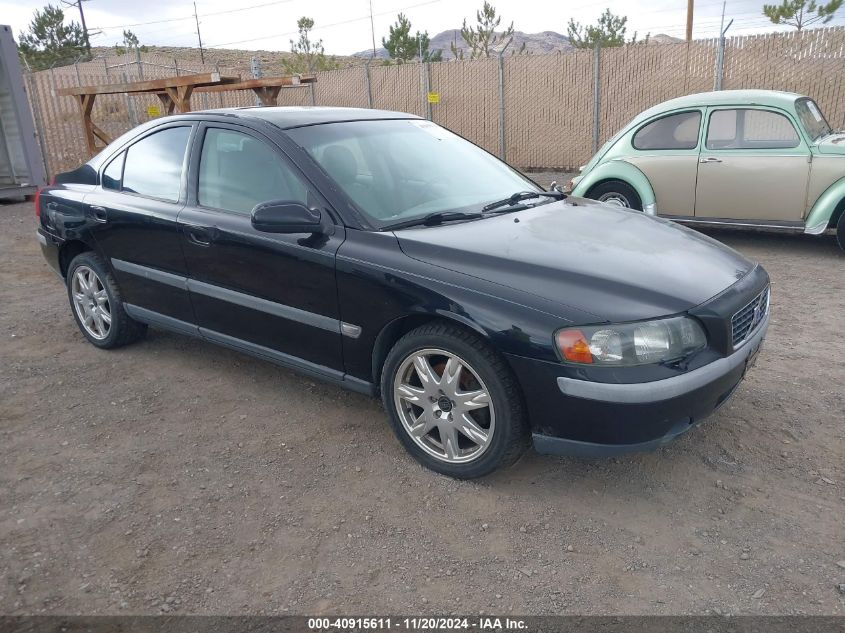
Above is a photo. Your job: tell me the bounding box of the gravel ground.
[1,194,844,616]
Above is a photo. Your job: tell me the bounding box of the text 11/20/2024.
[308,617,529,631]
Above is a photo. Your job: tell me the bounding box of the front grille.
[731,286,770,349]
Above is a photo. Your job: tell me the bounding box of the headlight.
[555,316,707,366]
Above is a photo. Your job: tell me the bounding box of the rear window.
[633,111,701,150]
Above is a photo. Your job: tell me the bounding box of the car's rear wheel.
[588,180,642,211]
[66,252,147,349]
[381,323,530,479]
[836,209,845,253]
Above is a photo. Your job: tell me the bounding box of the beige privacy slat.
[27,26,845,174]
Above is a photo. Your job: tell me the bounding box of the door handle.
[699,157,722,163]
[90,205,108,222]
[184,225,213,247]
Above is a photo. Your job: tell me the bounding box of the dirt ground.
[1,194,844,617]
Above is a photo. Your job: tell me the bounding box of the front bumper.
[508,312,768,457]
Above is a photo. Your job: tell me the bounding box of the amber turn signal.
[556,329,593,364]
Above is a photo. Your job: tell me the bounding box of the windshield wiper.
[482,190,566,212]
[381,211,484,231]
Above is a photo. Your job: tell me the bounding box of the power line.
[206,0,441,49]
[90,0,296,32]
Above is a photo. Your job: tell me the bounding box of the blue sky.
[3,0,844,55]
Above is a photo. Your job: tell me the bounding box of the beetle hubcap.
[71,266,111,340]
[598,192,631,208]
[393,348,495,464]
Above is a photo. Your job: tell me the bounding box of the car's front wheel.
[588,180,643,211]
[381,323,530,479]
[66,252,147,349]
[836,210,845,253]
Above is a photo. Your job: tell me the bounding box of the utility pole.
[194,1,205,64]
[369,0,377,58]
[686,0,694,41]
[61,0,91,55]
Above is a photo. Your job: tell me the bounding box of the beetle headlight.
[556,316,707,366]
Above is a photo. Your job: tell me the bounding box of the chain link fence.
[22,26,845,177]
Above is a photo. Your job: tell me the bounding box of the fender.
[804,175,845,234]
[570,159,657,215]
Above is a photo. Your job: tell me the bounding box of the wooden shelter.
[58,72,316,154]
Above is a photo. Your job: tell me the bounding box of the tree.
[382,13,442,63]
[455,2,515,59]
[17,4,87,70]
[567,8,635,48]
[284,17,339,73]
[762,0,842,30]
[113,29,141,56]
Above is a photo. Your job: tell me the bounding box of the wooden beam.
[194,75,315,93]
[253,85,282,106]
[57,72,239,97]
[157,92,176,115]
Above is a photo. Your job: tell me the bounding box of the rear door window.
[632,111,701,150]
[706,109,800,150]
[122,126,192,202]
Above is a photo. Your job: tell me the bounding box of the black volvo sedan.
[36,107,770,478]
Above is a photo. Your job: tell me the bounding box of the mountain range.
[354,29,682,59]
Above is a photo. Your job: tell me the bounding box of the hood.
[816,133,845,155]
[394,198,754,322]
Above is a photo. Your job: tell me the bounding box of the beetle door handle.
[90,205,108,222]
[699,157,722,164]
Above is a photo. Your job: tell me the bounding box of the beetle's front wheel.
[836,210,845,253]
[588,180,643,211]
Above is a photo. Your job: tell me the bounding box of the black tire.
[66,251,147,349]
[380,322,530,479]
[587,180,643,211]
[837,210,845,253]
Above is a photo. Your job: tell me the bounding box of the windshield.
[795,98,832,142]
[287,119,539,228]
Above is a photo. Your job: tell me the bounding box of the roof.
[633,90,805,123]
[201,105,422,129]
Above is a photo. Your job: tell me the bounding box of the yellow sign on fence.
[427,92,440,104]
[146,105,161,117]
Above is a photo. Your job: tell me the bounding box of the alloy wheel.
[393,348,495,464]
[71,265,111,340]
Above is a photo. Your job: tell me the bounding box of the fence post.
[174,58,180,76]
[123,69,139,126]
[364,60,373,108]
[251,56,262,106]
[714,37,725,90]
[215,62,223,108]
[74,61,82,85]
[498,50,506,161]
[422,61,432,120]
[309,82,316,106]
[135,47,144,80]
[592,44,601,154]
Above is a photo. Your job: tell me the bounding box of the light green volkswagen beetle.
[569,90,845,252]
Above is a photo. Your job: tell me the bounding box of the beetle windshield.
[795,98,832,142]
[287,119,539,228]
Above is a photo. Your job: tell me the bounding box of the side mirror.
[251,200,324,234]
